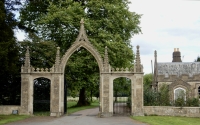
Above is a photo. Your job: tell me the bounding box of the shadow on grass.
[33,101,99,116]
[66,101,99,115]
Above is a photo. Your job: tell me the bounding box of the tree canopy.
[0,0,21,105]
[19,0,142,105]
[143,73,153,87]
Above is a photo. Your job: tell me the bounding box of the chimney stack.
[172,48,182,62]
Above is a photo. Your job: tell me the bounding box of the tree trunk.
[77,87,90,106]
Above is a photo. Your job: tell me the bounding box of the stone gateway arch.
[20,19,144,117]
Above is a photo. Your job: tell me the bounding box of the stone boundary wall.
[0,105,20,115]
[144,106,200,117]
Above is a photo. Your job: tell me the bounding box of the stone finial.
[55,47,60,72]
[24,46,30,68]
[21,46,31,73]
[153,50,158,89]
[135,45,142,72]
[76,18,89,42]
[103,46,109,72]
[154,50,157,58]
[80,18,84,24]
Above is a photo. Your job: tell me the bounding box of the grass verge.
[33,111,50,116]
[33,101,99,116]
[66,101,99,115]
[132,116,200,125]
[0,115,29,125]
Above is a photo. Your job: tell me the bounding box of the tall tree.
[0,0,21,105]
[19,0,141,106]
[19,33,57,69]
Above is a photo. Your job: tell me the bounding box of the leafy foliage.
[65,47,99,106]
[113,78,131,101]
[174,97,185,107]
[186,98,199,107]
[19,33,57,68]
[144,83,170,106]
[0,0,21,105]
[19,0,141,105]
[143,73,153,87]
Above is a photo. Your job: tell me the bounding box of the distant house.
[153,48,200,102]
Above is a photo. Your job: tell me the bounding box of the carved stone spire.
[135,45,142,72]
[153,50,158,90]
[22,46,31,73]
[103,46,109,72]
[25,46,30,67]
[55,47,60,72]
[76,19,89,42]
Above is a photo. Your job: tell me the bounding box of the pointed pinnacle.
[154,50,157,57]
[80,18,84,24]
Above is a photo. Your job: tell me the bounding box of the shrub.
[186,98,199,107]
[174,98,185,107]
[144,83,170,106]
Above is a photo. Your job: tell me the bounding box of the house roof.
[157,62,200,75]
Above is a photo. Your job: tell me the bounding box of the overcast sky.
[15,0,200,74]
[129,0,200,74]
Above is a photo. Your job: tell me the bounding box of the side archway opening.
[33,77,51,115]
[113,77,131,116]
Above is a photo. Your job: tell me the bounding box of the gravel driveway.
[6,108,147,125]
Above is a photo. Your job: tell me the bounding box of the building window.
[174,87,186,101]
[198,86,200,98]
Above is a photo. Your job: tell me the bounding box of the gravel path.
[6,108,147,125]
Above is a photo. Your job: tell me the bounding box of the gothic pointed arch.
[169,78,191,90]
[59,19,103,73]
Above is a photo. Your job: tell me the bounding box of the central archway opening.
[64,47,100,114]
[113,77,131,116]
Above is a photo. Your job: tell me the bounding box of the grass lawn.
[0,115,29,125]
[67,101,77,108]
[33,101,99,116]
[132,116,200,125]
[66,101,99,115]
